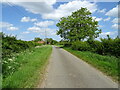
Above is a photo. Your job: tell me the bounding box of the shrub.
[87,38,120,57]
[1,32,43,78]
[70,37,120,57]
[63,41,72,47]
[1,32,42,59]
[100,38,120,57]
[87,40,104,55]
[71,41,90,51]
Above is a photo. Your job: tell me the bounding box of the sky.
[0,0,120,41]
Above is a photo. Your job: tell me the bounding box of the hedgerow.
[1,32,42,78]
[71,41,90,51]
[100,37,120,57]
[63,37,120,57]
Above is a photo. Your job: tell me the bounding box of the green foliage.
[71,41,90,51]
[1,32,42,78]
[56,7,101,41]
[64,41,71,47]
[2,32,42,59]
[3,46,52,88]
[57,40,71,47]
[87,37,120,57]
[45,38,58,45]
[69,37,120,57]
[33,37,43,42]
[87,40,104,55]
[100,37,120,57]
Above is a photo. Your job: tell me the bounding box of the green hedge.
[1,32,43,78]
[87,40,104,55]
[68,37,120,57]
[71,41,90,51]
[1,32,42,59]
[100,38,120,57]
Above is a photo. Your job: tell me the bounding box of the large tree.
[56,8,101,41]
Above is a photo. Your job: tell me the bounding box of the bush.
[71,41,90,51]
[1,32,43,78]
[100,38,120,57]
[68,36,120,57]
[87,40,104,55]
[87,38,120,57]
[1,32,42,59]
[63,41,72,47]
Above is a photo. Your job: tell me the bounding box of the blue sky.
[0,0,119,41]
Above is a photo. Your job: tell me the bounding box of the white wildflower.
[12,57,15,59]
[3,61,8,63]
[8,59,13,61]
[8,66,11,69]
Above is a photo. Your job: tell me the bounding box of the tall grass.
[64,47,119,81]
[3,45,52,88]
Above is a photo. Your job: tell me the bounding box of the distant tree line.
[33,37,58,45]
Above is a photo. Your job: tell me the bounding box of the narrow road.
[41,46,118,88]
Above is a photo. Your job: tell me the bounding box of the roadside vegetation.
[56,7,120,81]
[1,32,52,88]
[3,45,52,88]
[64,47,119,81]
[59,37,120,58]
[2,32,42,78]
[2,32,42,59]
[1,6,120,87]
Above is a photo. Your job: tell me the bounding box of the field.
[3,45,52,88]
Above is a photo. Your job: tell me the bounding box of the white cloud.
[96,18,102,21]
[98,8,106,13]
[31,18,37,22]
[101,32,115,36]
[112,18,120,23]
[34,21,54,27]
[12,1,55,15]
[105,5,119,17]
[8,1,97,20]
[27,26,42,33]
[0,22,19,31]
[21,17,37,22]
[7,27,18,31]
[112,24,120,29]
[43,1,97,20]
[27,26,56,36]
[99,31,118,39]
[22,31,30,34]
[104,17,110,21]
[0,22,12,28]
[21,17,30,22]
[92,16,103,21]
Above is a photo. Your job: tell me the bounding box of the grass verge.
[55,45,64,48]
[3,45,52,88]
[64,47,119,81]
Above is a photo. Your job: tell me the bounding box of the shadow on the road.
[55,46,63,49]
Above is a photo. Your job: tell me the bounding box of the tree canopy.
[45,38,58,45]
[33,37,43,42]
[56,7,101,42]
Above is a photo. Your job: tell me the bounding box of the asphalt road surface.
[41,46,118,88]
